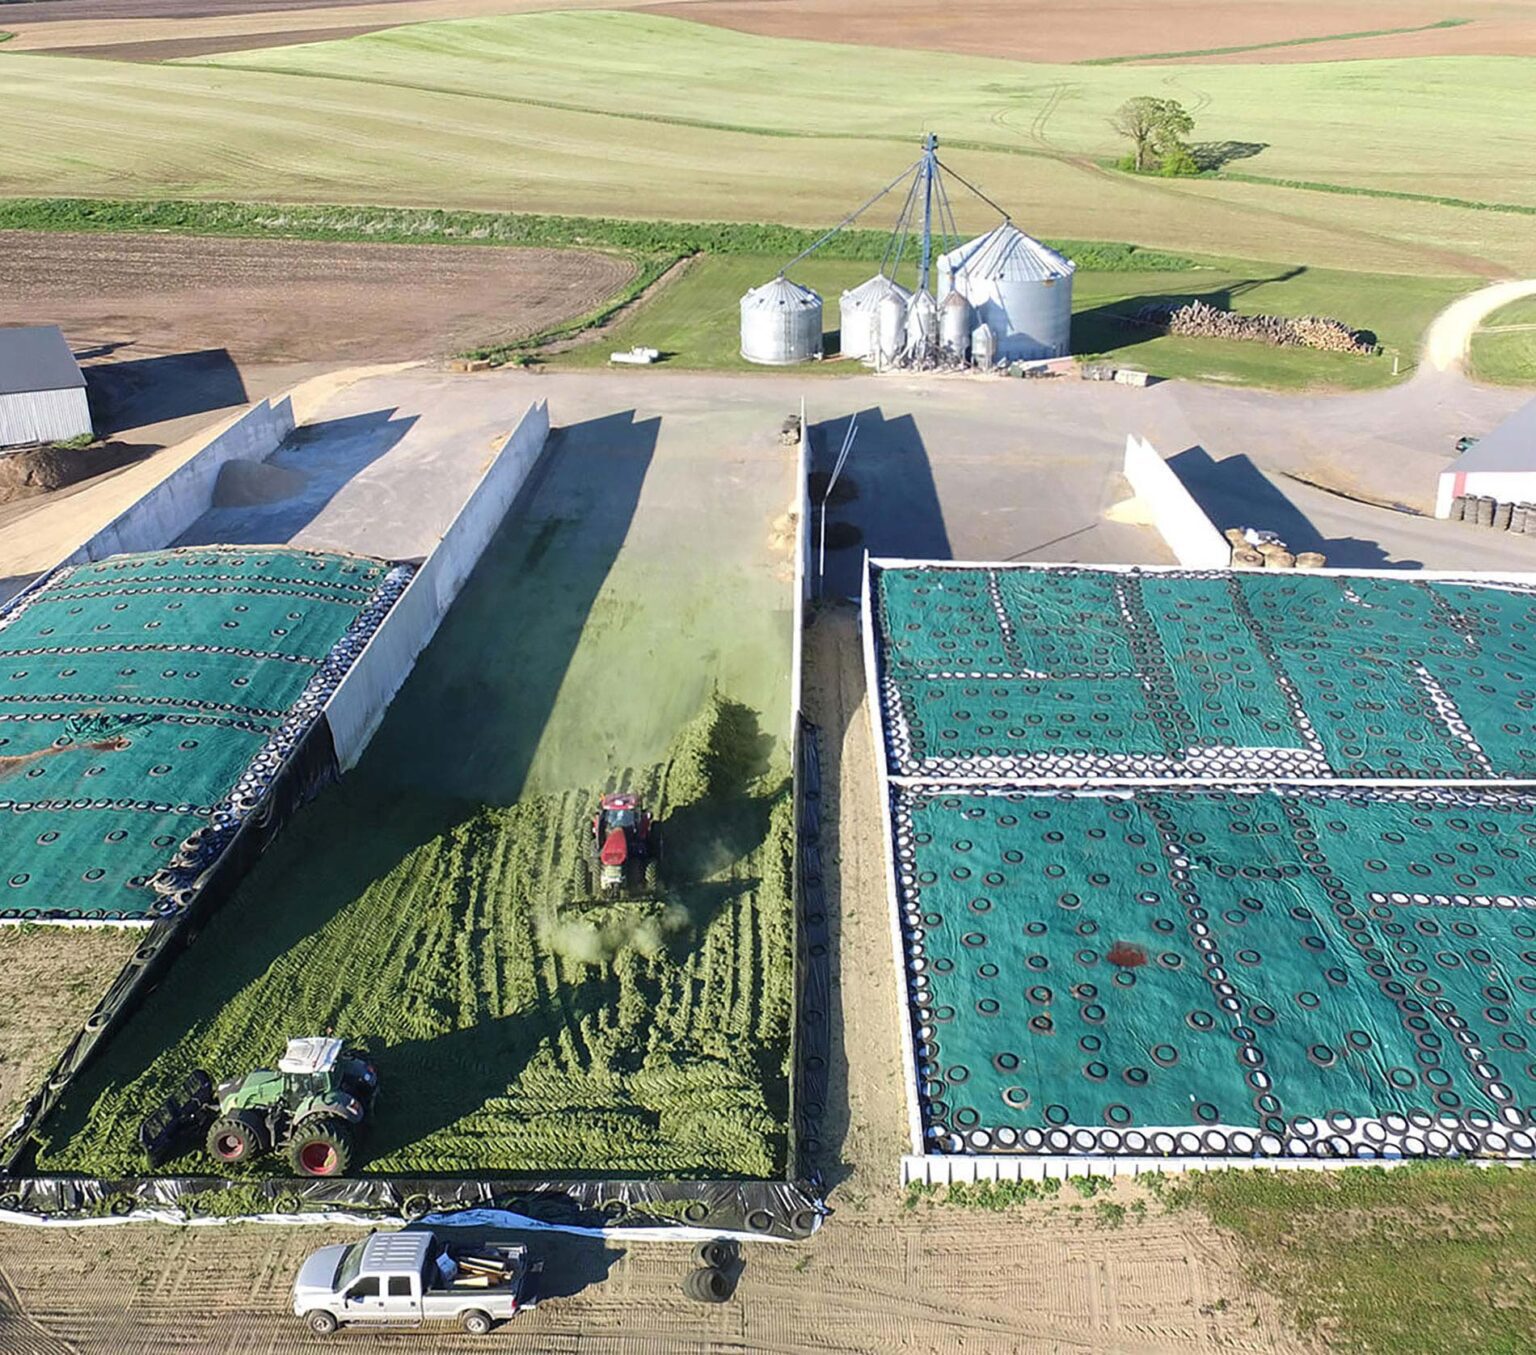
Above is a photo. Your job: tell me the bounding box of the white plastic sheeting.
[1121,434,1229,568]
[56,397,296,567]
[324,400,551,769]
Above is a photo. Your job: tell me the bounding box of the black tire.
[460,1309,493,1335]
[683,1267,731,1303]
[305,1310,338,1335]
[694,1239,733,1269]
[288,1120,354,1178]
[206,1111,266,1165]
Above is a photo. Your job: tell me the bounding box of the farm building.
[866,559,1536,1181]
[0,325,91,448]
[1436,398,1536,518]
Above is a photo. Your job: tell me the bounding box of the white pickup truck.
[292,1229,539,1335]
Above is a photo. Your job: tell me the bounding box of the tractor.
[139,1037,378,1177]
[588,793,661,895]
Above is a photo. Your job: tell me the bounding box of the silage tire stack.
[683,1267,731,1304]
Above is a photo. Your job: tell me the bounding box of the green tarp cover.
[0,548,396,920]
[874,566,1536,782]
[871,564,1536,1160]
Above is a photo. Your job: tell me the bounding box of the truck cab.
[293,1230,537,1336]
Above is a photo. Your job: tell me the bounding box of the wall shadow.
[811,408,951,600]
[174,407,418,548]
[85,349,248,434]
[358,410,660,806]
[1168,446,1419,569]
[1071,267,1307,358]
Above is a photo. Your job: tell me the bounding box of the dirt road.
[1422,277,1536,373]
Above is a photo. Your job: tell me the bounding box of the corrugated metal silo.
[938,224,1075,362]
[972,323,997,370]
[939,290,973,360]
[740,275,824,365]
[904,290,938,359]
[839,275,912,361]
[877,290,909,365]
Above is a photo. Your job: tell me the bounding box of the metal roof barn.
[1436,398,1536,518]
[0,325,91,448]
[938,225,1076,363]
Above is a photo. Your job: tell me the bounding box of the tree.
[1111,96,1196,174]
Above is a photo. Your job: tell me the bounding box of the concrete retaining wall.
[1122,434,1229,569]
[324,400,551,770]
[57,398,295,566]
[791,399,810,741]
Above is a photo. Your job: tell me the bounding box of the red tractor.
[589,793,661,895]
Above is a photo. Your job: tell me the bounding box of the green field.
[1169,1165,1536,1355]
[1470,296,1536,386]
[557,253,1470,389]
[2,11,1535,275]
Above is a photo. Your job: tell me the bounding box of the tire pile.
[1451,496,1536,534]
[1134,299,1375,354]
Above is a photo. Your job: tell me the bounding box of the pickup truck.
[292,1229,539,1335]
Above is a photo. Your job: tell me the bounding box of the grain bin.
[839,275,911,362]
[740,275,823,365]
[939,290,973,360]
[877,289,909,365]
[905,290,938,360]
[971,323,997,370]
[938,223,1075,362]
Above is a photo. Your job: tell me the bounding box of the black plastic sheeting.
[0,1177,825,1240]
[0,716,341,1174]
[794,719,830,1177]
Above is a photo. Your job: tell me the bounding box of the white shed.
[0,326,91,448]
[1435,398,1536,517]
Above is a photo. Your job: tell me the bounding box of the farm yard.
[32,383,797,1180]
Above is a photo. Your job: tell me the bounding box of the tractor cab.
[589,793,660,894]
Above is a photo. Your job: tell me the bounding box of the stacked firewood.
[1134,300,1375,353]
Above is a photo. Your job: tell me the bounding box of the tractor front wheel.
[206,1112,266,1165]
[288,1120,354,1177]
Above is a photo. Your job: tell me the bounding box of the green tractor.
[140,1037,378,1177]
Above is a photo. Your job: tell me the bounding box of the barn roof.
[0,326,86,397]
[1454,398,1536,475]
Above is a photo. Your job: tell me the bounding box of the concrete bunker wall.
[1122,434,1228,568]
[57,398,296,567]
[324,400,551,769]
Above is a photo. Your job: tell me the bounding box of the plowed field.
[0,232,634,364]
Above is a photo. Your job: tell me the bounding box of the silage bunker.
[28,405,807,1215]
[866,560,1536,1178]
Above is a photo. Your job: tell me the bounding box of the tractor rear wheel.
[205,1112,266,1165]
[288,1120,354,1177]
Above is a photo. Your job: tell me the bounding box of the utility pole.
[917,132,938,297]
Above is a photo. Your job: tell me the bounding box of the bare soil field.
[644,0,1536,63]
[0,928,139,1131]
[0,233,633,365]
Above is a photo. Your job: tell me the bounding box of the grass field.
[557,252,1472,389]
[1169,1164,1536,1354]
[1470,296,1536,386]
[2,12,1535,274]
[37,400,797,1179]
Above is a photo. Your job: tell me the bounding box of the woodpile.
[1134,300,1375,354]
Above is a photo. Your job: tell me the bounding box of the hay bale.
[1294,551,1327,570]
[1265,550,1297,569]
[1230,548,1266,569]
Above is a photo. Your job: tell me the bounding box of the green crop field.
[2,11,1535,276]
[557,252,1470,389]
[1470,296,1536,386]
[1169,1164,1536,1355]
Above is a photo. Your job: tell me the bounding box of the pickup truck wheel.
[460,1309,493,1335]
[304,1310,338,1335]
